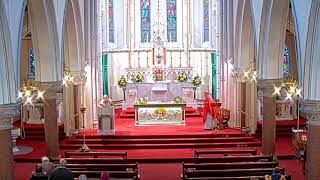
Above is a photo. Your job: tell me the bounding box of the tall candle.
[81,95,83,106]
[169,33,172,42]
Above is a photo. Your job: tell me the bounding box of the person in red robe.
[203,91,215,130]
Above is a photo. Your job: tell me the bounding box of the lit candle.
[169,33,172,42]
[81,95,83,107]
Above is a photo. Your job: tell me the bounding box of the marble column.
[301,100,320,180]
[37,82,62,160]
[257,79,281,155]
[0,103,20,180]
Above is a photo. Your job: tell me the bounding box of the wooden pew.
[183,167,285,179]
[194,149,257,158]
[183,174,291,180]
[183,161,279,171]
[72,170,138,180]
[67,163,138,171]
[195,154,273,163]
[64,158,128,164]
[64,151,128,159]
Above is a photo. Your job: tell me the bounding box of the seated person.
[30,164,48,180]
[49,159,73,180]
[41,156,55,175]
[265,167,286,180]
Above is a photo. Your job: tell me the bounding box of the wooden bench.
[183,168,285,179]
[64,158,128,164]
[183,161,279,171]
[67,163,138,172]
[194,149,257,158]
[64,151,128,159]
[72,170,139,180]
[183,174,291,180]
[195,154,273,163]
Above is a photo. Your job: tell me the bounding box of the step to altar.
[119,107,201,119]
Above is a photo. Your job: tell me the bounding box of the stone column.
[301,100,320,180]
[37,81,62,160]
[0,103,20,180]
[257,79,281,155]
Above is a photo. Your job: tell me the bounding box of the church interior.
[0,0,319,179]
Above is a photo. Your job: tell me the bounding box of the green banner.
[102,54,108,96]
[211,52,217,100]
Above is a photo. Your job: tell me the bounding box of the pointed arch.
[303,0,320,100]
[0,0,21,104]
[234,0,255,69]
[257,0,290,79]
[28,0,64,81]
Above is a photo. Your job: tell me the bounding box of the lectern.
[97,106,115,134]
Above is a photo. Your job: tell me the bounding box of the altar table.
[134,102,186,126]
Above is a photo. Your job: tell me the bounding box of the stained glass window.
[29,48,35,80]
[167,0,177,42]
[203,0,209,42]
[141,0,151,42]
[283,45,290,77]
[108,0,114,43]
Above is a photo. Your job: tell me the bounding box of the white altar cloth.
[122,82,196,109]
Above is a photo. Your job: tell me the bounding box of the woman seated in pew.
[203,91,215,130]
[100,171,109,180]
[265,167,286,180]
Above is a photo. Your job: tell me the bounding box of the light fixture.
[18,78,44,105]
[63,65,74,86]
[243,63,257,82]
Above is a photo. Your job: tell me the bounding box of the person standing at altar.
[203,91,215,130]
[99,95,112,108]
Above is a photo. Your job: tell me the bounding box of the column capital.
[35,81,62,100]
[257,79,282,97]
[70,71,87,85]
[0,103,20,129]
[301,100,320,125]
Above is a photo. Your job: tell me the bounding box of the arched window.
[283,45,290,77]
[203,0,210,42]
[141,0,151,42]
[108,0,114,43]
[29,48,35,80]
[166,0,177,42]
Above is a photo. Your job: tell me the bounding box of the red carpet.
[14,112,305,179]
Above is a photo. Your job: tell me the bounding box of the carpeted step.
[72,133,248,139]
[65,136,256,144]
[60,141,261,150]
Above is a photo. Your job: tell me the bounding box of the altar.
[123,81,196,109]
[134,102,186,126]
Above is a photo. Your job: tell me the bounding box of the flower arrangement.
[175,71,187,82]
[131,72,144,83]
[135,97,147,105]
[117,75,127,88]
[192,74,202,86]
[172,96,184,104]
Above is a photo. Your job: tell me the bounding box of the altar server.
[203,91,215,130]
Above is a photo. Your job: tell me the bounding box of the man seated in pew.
[49,159,74,180]
[41,156,55,175]
[203,91,215,130]
[265,167,286,180]
[30,164,48,180]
